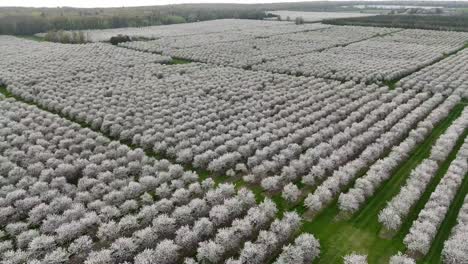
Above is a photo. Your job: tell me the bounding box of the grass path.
[354,102,467,228]
[299,101,466,264]
[420,134,468,264]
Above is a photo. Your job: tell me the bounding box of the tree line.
[0,5,267,35]
[2,1,468,36]
[324,14,468,32]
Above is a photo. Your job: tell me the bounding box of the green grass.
[298,101,466,264]
[0,86,14,97]
[383,79,398,90]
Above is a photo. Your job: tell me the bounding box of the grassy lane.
[354,102,467,228]
[421,140,468,263]
[402,129,467,244]
[301,201,405,264]
[299,101,466,264]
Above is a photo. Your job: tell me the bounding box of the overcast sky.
[0,0,336,8]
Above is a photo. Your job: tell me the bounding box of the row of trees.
[87,182,247,263]
[305,92,443,214]
[258,85,386,192]
[44,30,89,44]
[442,196,468,263]
[230,212,302,264]
[404,139,468,255]
[195,199,278,263]
[398,48,468,96]
[378,104,468,232]
[337,92,461,217]
[268,87,411,194]
[324,14,468,32]
[273,233,320,264]
[211,83,380,178]
[404,137,468,256]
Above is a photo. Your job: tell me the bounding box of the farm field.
[0,18,467,264]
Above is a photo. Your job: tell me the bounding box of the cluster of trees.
[304,91,444,214]
[442,196,468,264]
[295,16,305,25]
[324,14,468,32]
[255,28,468,84]
[404,137,468,256]
[109,34,131,45]
[273,233,320,264]
[87,182,252,263]
[44,30,89,44]
[229,212,302,264]
[338,93,462,218]
[398,48,468,96]
[389,252,416,264]
[378,106,468,232]
[195,199,278,263]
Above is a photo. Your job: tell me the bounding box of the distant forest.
[1,1,468,35]
[324,14,468,32]
[0,5,266,35]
